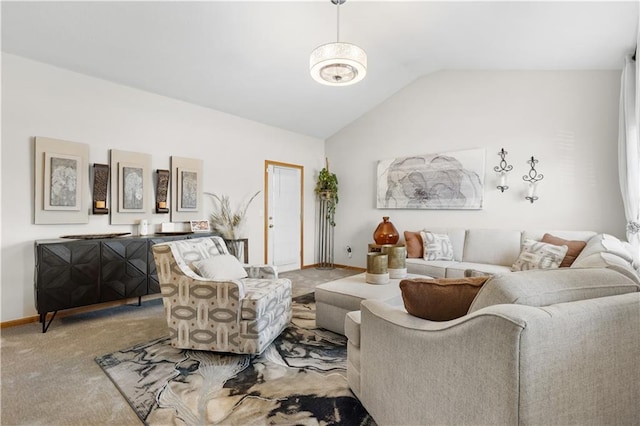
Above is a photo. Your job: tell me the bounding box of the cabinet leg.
[138,296,142,306]
[41,311,57,333]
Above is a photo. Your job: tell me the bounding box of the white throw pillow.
[420,231,454,261]
[192,254,248,280]
[511,239,568,272]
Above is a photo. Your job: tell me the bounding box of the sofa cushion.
[345,311,361,346]
[463,229,521,266]
[421,231,454,261]
[511,239,568,272]
[541,233,587,267]
[468,268,640,314]
[404,231,423,258]
[571,252,640,284]
[400,276,490,321]
[405,259,454,278]
[192,254,248,280]
[444,262,512,278]
[573,233,635,264]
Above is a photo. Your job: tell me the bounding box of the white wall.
[326,71,626,267]
[1,60,627,321]
[1,53,324,322]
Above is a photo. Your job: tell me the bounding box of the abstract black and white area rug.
[96,293,375,425]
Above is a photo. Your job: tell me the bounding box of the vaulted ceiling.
[2,1,638,139]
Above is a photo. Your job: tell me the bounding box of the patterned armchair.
[152,236,292,354]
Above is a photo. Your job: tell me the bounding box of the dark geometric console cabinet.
[34,233,214,332]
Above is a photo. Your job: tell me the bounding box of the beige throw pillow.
[420,231,454,261]
[511,239,568,272]
[192,254,248,280]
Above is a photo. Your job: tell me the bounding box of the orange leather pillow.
[400,277,490,321]
[404,231,423,258]
[541,233,587,268]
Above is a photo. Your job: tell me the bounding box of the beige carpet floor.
[0,267,359,425]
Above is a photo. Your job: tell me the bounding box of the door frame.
[264,160,304,267]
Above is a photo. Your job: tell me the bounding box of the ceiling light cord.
[336,1,340,42]
[310,0,367,86]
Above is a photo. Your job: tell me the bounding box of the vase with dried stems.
[205,191,260,259]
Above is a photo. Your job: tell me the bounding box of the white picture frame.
[170,156,203,223]
[110,149,152,224]
[34,137,89,224]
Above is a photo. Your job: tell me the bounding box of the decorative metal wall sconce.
[522,156,544,203]
[493,148,513,192]
[92,164,109,214]
[156,169,170,214]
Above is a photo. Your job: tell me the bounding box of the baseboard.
[0,294,162,329]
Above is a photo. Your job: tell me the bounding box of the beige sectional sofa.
[346,267,640,425]
[405,228,638,279]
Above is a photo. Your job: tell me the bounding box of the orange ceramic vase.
[373,216,399,244]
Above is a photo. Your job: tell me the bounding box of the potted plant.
[315,158,338,226]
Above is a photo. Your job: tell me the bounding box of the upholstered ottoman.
[315,272,426,335]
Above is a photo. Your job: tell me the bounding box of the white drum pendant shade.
[310,42,367,86]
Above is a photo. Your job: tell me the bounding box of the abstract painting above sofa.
[376,148,485,210]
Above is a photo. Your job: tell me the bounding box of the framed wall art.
[376,148,485,210]
[34,137,89,224]
[177,168,198,211]
[170,156,203,222]
[118,163,145,212]
[43,152,81,211]
[110,149,152,225]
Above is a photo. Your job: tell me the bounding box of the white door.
[266,162,302,272]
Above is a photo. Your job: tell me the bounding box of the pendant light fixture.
[310,0,367,86]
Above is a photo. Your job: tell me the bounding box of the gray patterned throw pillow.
[511,239,568,271]
[420,231,454,261]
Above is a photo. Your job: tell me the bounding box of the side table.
[224,238,249,263]
[367,243,407,279]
